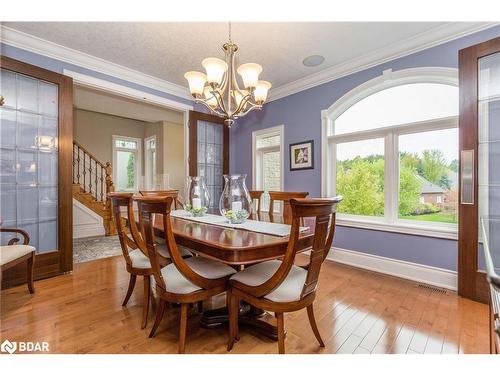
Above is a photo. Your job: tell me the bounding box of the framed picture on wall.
[290,140,314,171]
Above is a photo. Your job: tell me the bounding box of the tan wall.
[163,121,185,194]
[74,109,185,191]
[74,109,145,165]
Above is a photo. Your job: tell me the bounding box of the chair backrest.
[249,190,264,213]
[268,191,309,217]
[294,198,342,299]
[108,192,145,267]
[139,190,184,210]
[239,197,342,300]
[134,195,227,292]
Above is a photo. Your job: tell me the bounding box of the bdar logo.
[0,339,49,354]
[1,339,17,354]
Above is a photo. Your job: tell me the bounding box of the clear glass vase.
[186,176,211,217]
[219,174,252,224]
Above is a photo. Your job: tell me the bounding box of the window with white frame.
[252,125,284,212]
[322,69,459,237]
[113,135,142,191]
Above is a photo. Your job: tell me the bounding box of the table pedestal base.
[199,304,279,341]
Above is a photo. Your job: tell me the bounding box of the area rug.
[73,235,123,263]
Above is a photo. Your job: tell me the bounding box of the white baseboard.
[73,199,105,239]
[327,247,457,291]
[73,223,105,239]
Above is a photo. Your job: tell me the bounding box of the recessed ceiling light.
[302,55,325,67]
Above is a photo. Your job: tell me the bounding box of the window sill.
[336,216,458,240]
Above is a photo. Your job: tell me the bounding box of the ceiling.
[3,22,495,99]
[74,85,184,124]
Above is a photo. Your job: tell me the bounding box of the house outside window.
[322,68,459,238]
[252,125,284,212]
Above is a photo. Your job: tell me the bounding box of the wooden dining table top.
[151,211,315,265]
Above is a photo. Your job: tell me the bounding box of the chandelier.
[184,23,271,128]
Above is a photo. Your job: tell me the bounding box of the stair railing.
[73,141,114,206]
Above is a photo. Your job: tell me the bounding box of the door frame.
[1,56,73,287]
[188,110,230,177]
[458,37,500,303]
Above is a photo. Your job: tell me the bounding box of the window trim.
[252,125,285,211]
[144,135,157,190]
[112,134,143,191]
[321,67,459,239]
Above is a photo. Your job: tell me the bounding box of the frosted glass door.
[197,120,224,208]
[0,69,58,253]
[478,52,500,269]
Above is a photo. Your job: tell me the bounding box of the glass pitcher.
[186,176,211,216]
[219,174,252,223]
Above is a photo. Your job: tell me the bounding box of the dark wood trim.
[458,37,500,303]
[1,56,74,288]
[58,74,74,273]
[476,271,490,304]
[188,110,229,178]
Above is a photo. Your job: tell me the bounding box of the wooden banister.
[73,141,114,205]
[73,140,106,168]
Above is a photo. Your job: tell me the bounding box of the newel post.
[105,162,114,209]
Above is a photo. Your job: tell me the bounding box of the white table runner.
[170,210,309,237]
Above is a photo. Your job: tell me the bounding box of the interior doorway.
[67,72,193,263]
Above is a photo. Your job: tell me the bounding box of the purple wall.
[230,25,500,271]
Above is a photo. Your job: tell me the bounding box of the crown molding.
[268,22,499,102]
[2,23,498,104]
[0,25,193,101]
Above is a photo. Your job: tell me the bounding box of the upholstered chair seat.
[230,260,307,303]
[127,249,151,269]
[155,241,192,258]
[0,245,36,266]
[0,227,36,294]
[161,257,236,294]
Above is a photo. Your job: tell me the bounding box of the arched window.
[321,68,458,237]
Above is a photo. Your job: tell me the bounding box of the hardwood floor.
[0,255,490,354]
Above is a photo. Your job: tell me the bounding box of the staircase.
[73,141,116,235]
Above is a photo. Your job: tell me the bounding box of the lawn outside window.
[321,68,459,239]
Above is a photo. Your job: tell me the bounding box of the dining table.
[150,210,316,341]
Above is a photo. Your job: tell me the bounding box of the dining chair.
[139,189,194,266]
[268,191,309,218]
[249,190,264,213]
[227,196,342,354]
[108,192,191,330]
[134,195,237,353]
[0,227,35,294]
[139,190,185,209]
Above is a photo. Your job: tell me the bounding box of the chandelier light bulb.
[237,63,262,89]
[184,23,270,128]
[184,71,207,96]
[202,57,228,86]
[254,81,272,103]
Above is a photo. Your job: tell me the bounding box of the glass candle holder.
[219,174,252,224]
[185,176,211,217]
